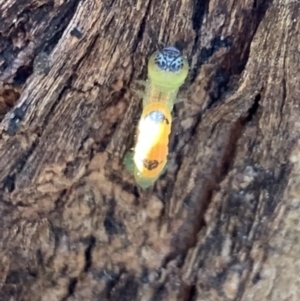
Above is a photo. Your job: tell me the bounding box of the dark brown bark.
[0,0,298,300]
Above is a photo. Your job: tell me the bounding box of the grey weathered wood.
[0,0,299,300]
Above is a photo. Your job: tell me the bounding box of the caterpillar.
[124,46,189,188]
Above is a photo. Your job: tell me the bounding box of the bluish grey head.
[144,110,169,124]
[154,46,184,72]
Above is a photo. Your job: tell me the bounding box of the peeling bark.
[0,0,299,300]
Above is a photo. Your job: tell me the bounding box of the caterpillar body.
[125,46,189,188]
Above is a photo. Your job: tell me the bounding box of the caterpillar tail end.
[134,174,157,189]
[124,152,156,189]
[134,164,168,189]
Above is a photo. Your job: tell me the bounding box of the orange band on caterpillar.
[133,102,172,184]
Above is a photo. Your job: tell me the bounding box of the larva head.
[148,46,189,89]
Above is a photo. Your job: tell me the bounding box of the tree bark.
[0,0,299,300]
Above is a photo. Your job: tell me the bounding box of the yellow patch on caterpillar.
[133,102,172,187]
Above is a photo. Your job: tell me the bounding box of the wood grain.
[0,0,299,300]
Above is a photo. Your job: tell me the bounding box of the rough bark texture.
[0,0,299,300]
